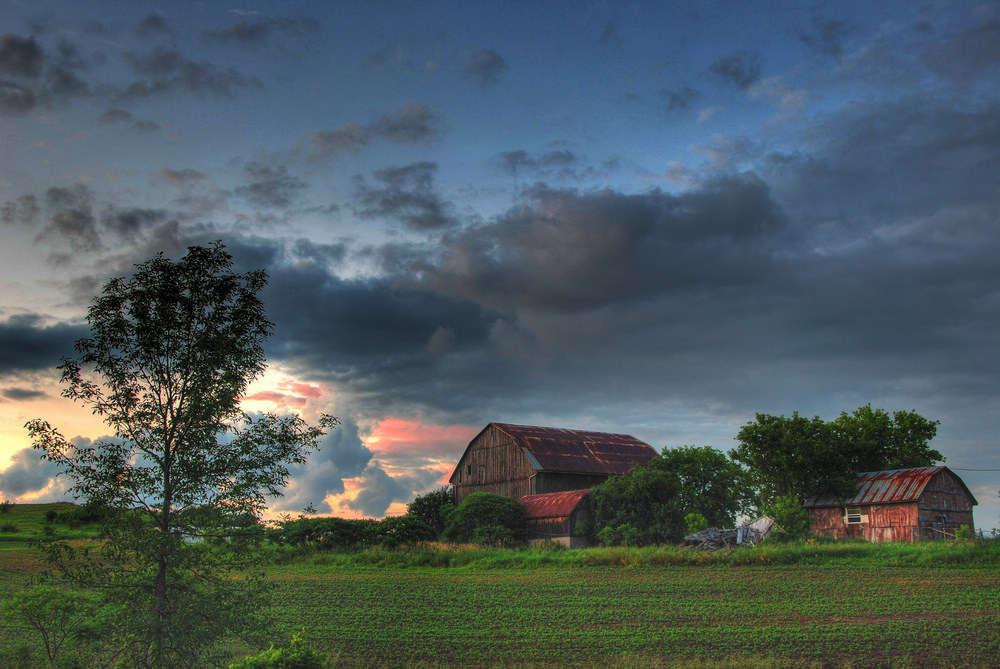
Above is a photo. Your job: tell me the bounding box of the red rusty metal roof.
[492,422,658,475]
[519,489,590,520]
[805,466,976,507]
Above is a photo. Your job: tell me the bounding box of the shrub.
[443,492,526,544]
[2,585,103,667]
[376,515,436,547]
[229,633,332,669]
[955,524,975,542]
[0,500,11,513]
[684,512,709,535]
[472,524,516,547]
[406,487,455,536]
[764,495,811,541]
[0,523,17,533]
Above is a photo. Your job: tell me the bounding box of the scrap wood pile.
[682,516,775,550]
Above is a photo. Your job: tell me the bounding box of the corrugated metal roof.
[492,422,658,475]
[519,489,590,520]
[805,466,951,507]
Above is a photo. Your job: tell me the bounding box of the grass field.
[1,504,999,668]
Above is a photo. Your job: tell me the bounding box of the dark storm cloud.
[203,17,321,46]
[922,18,1000,82]
[770,97,1000,224]
[412,174,785,312]
[261,260,490,367]
[0,315,86,374]
[464,48,507,87]
[1,387,46,401]
[306,103,437,163]
[0,34,44,78]
[798,17,853,59]
[0,448,66,500]
[353,162,455,230]
[709,50,762,89]
[235,162,308,208]
[271,419,373,513]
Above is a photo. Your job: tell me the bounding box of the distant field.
[2,505,999,668]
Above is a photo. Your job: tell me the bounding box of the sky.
[1,1,998,531]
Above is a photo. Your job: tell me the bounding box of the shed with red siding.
[519,489,592,547]
[803,466,976,542]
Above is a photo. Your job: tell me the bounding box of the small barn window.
[845,507,862,524]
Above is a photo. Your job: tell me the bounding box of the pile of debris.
[682,516,775,550]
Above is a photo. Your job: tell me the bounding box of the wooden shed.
[803,466,977,542]
[519,489,592,548]
[449,422,658,504]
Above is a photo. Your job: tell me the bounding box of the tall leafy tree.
[655,446,753,528]
[26,243,336,668]
[731,406,943,507]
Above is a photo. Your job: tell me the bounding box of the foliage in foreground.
[229,633,332,669]
[24,244,336,668]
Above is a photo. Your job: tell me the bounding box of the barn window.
[845,507,862,524]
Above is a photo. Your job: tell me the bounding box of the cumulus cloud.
[0,34,44,78]
[709,50,762,89]
[119,46,262,100]
[798,16,854,59]
[305,103,437,163]
[353,161,455,230]
[203,17,321,46]
[236,162,308,208]
[465,48,507,86]
[0,447,68,501]
[662,86,700,111]
[271,419,373,513]
[98,108,160,133]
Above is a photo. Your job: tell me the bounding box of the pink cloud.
[365,418,477,456]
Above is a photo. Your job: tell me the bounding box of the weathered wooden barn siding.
[916,468,975,538]
[452,426,535,503]
[806,467,977,542]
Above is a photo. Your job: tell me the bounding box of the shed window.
[845,507,863,524]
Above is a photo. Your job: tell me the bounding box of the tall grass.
[265,536,1000,570]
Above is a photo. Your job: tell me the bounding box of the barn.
[450,422,658,504]
[519,489,592,548]
[803,466,977,542]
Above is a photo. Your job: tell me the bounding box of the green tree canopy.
[653,446,753,528]
[587,446,749,546]
[405,486,455,536]
[442,492,526,544]
[26,243,336,668]
[730,405,943,507]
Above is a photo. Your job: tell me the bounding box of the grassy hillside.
[0,502,103,546]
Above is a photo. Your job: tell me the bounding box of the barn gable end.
[450,422,657,504]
